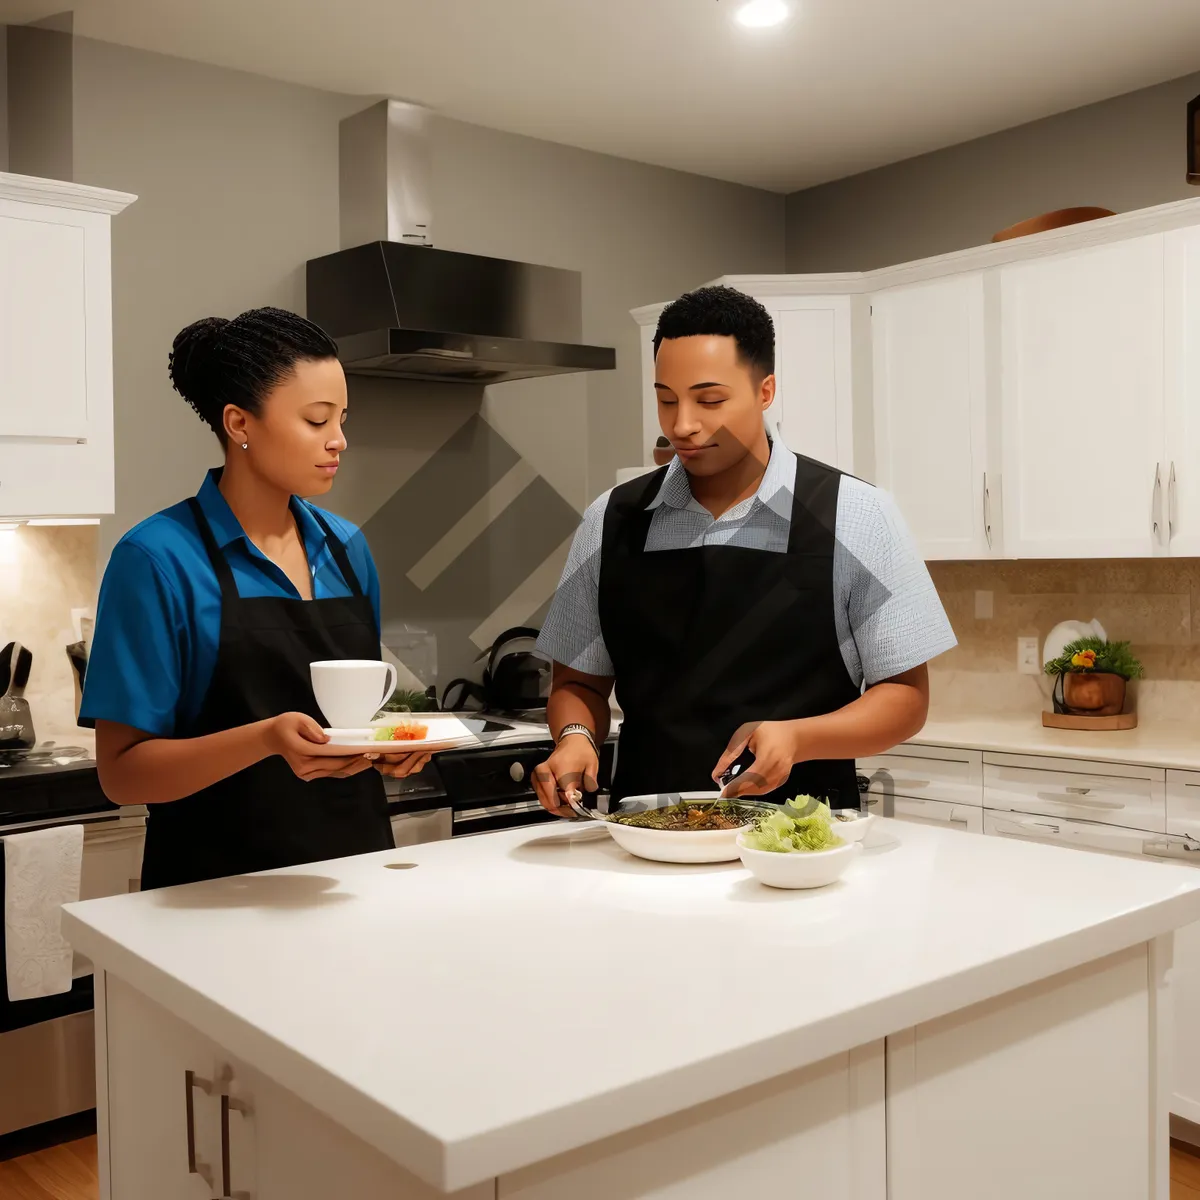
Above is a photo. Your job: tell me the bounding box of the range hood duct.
[306,100,616,385]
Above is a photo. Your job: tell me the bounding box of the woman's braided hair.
[168,307,339,444]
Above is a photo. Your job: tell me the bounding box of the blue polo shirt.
[80,470,380,737]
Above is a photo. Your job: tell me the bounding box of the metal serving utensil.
[563,788,609,822]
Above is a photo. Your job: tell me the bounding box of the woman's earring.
[241,442,248,451]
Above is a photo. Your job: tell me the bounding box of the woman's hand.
[265,712,377,782]
[373,751,434,779]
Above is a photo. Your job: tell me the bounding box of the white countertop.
[912,716,1200,770]
[61,820,1200,1191]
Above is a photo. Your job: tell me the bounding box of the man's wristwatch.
[557,723,598,755]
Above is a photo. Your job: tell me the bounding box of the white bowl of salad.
[736,798,861,889]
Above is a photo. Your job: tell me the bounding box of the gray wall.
[7,23,73,180]
[0,27,8,172]
[786,69,1200,272]
[62,35,783,688]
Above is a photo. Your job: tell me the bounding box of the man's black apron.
[598,452,862,808]
[138,500,394,890]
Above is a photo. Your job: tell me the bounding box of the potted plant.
[1043,637,1144,717]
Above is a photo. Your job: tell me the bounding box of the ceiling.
[9,0,1200,192]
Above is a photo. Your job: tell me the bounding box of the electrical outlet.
[1017,636,1041,675]
[974,590,994,620]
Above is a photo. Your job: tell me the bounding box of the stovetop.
[0,743,96,783]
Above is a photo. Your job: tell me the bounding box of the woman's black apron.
[138,500,394,890]
[597,452,862,808]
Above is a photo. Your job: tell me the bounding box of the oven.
[0,764,146,1138]
[381,731,612,840]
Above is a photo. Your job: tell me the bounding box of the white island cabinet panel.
[498,1043,884,1200]
[887,943,1159,1200]
[104,974,491,1200]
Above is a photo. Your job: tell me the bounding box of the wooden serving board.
[1042,711,1138,731]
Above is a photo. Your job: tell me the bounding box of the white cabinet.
[1165,226,1200,556]
[1166,771,1200,1128]
[0,173,134,519]
[764,294,855,472]
[999,235,1167,558]
[871,275,993,559]
[103,973,489,1200]
[982,752,1165,832]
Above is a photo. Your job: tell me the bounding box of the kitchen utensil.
[563,788,609,822]
[441,627,550,714]
[310,659,398,729]
[736,834,860,889]
[0,642,36,762]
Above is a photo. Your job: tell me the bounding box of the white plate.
[314,715,491,756]
[601,792,774,864]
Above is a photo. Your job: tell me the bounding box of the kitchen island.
[62,819,1200,1200]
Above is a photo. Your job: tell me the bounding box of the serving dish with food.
[573,791,775,863]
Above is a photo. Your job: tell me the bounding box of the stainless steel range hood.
[305,101,616,385]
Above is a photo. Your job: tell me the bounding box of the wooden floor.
[1,1135,1199,1197]
[0,1136,98,1200]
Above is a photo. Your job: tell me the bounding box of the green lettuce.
[741,796,845,854]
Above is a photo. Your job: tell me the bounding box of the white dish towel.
[4,824,84,1001]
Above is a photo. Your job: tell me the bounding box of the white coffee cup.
[310,659,398,729]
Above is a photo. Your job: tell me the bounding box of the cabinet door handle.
[218,1071,253,1200]
[1170,461,1178,542]
[1153,463,1163,542]
[983,472,993,550]
[184,1070,214,1184]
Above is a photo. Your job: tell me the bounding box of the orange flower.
[1071,649,1097,669]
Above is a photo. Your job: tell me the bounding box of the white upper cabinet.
[1000,234,1167,559]
[632,197,1200,562]
[1165,225,1200,557]
[871,274,991,560]
[0,173,135,518]
[764,295,856,473]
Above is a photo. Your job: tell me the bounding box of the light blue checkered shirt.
[537,435,956,689]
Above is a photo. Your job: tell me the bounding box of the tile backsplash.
[0,524,97,739]
[6,518,1197,738]
[927,559,1200,721]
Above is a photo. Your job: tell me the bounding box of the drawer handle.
[220,1091,253,1200]
[1035,791,1122,810]
[509,762,526,783]
[185,1070,214,1185]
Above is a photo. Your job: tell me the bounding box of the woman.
[80,306,427,890]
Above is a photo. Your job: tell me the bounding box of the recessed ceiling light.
[734,0,790,28]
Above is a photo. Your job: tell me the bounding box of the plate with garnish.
[314,714,492,755]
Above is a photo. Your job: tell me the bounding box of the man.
[532,285,955,814]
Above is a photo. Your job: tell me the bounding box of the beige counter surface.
[911,715,1200,772]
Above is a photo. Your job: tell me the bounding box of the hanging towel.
[3,824,84,1001]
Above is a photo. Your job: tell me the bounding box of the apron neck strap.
[187,497,239,601]
[306,506,364,599]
